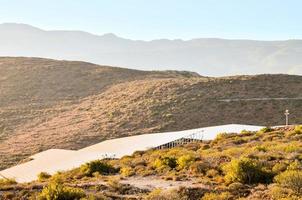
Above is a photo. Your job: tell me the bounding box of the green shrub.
[80,160,117,177]
[38,181,85,200]
[120,167,135,177]
[153,157,177,170]
[287,160,302,171]
[284,144,301,153]
[275,170,302,195]
[254,145,267,152]
[222,158,273,184]
[294,125,302,135]
[272,162,288,174]
[215,133,229,141]
[38,172,51,181]
[240,130,253,136]
[177,154,195,170]
[260,127,273,133]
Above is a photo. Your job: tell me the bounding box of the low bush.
[80,160,117,177]
[206,169,219,178]
[287,160,302,171]
[227,182,246,191]
[254,145,267,152]
[274,170,302,195]
[214,133,229,141]
[189,161,210,175]
[272,162,288,174]
[222,158,273,184]
[260,127,273,133]
[294,125,302,135]
[120,167,135,177]
[38,172,52,182]
[0,178,17,187]
[201,192,233,200]
[269,185,294,200]
[177,154,196,170]
[153,156,177,170]
[240,130,254,136]
[145,188,185,200]
[38,181,85,200]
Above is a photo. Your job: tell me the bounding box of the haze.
[0,23,302,76]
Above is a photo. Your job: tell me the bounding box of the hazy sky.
[0,0,301,40]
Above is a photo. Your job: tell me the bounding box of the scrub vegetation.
[1,57,302,171]
[1,126,302,199]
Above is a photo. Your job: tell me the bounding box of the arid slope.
[0,57,302,170]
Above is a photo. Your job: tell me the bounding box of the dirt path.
[119,176,207,190]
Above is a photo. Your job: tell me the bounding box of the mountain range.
[1,23,302,76]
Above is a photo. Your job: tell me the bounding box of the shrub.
[254,145,267,152]
[227,182,246,191]
[206,169,219,178]
[153,157,177,170]
[240,130,253,136]
[232,137,246,145]
[260,127,273,133]
[201,144,211,150]
[1,192,15,199]
[287,160,302,171]
[38,181,85,200]
[222,158,273,184]
[145,189,162,200]
[80,160,117,177]
[215,133,229,141]
[269,185,294,200]
[201,192,233,200]
[177,154,196,170]
[284,144,301,153]
[272,162,288,174]
[189,161,210,175]
[107,178,123,192]
[38,172,51,181]
[0,178,16,186]
[120,167,135,177]
[274,170,302,195]
[294,125,302,135]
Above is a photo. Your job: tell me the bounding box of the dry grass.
[1,57,302,170]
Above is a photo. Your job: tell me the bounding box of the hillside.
[0,57,199,169]
[1,23,302,76]
[1,126,302,199]
[0,57,302,170]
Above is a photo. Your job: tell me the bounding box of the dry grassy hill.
[0,57,302,170]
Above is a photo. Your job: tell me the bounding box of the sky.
[0,0,301,40]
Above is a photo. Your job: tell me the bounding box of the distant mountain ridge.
[0,23,302,76]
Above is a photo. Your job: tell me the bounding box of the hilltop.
[0,57,302,170]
